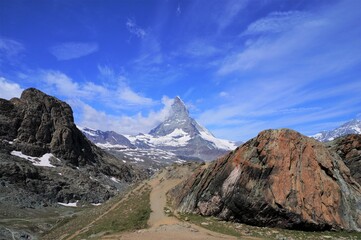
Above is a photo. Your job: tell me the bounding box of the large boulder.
[169,129,361,231]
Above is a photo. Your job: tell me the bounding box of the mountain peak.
[168,96,189,121]
[147,96,236,160]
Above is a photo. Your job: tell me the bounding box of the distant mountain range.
[79,127,135,149]
[79,96,237,162]
[311,119,361,142]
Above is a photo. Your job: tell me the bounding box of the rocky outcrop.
[0,88,144,207]
[1,88,97,165]
[327,134,361,185]
[169,129,361,231]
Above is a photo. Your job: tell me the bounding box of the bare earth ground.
[100,166,250,240]
[47,164,359,240]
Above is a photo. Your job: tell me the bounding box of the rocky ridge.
[0,88,143,208]
[79,126,135,149]
[169,129,361,231]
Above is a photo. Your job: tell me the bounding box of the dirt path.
[147,171,182,227]
[102,167,241,240]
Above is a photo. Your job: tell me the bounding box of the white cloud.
[126,19,146,39]
[0,77,24,100]
[74,96,173,135]
[38,68,155,109]
[42,70,83,97]
[117,86,153,106]
[50,42,98,60]
[219,91,228,97]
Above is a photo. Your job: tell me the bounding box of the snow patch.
[96,142,128,149]
[130,128,191,147]
[58,201,78,207]
[11,151,57,167]
[91,203,102,206]
[77,125,98,137]
[110,177,121,183]
[133,157,145,162]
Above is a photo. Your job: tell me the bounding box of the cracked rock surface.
[169,129,361,231]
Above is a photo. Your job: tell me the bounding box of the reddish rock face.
[169,129,361,231]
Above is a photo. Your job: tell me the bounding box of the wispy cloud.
[242,11,311,35]
[183,39,219,57]
[0,77,24,100]
[176,3,181,16]
[126,19,146,39]
[0,37,25,63]
[198,0,361,140]
[50,42,98,60]
[216,0,249,31]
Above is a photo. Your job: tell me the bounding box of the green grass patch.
[42,183,151,240]
[75,187,151,239]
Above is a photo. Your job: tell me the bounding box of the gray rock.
[0,88,145,208]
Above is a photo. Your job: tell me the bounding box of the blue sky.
[0,0,361,141]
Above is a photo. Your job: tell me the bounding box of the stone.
[169,129,361,231]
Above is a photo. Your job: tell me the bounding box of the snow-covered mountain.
[311,119,361,142]
[79,97,237,163]
[128,96,237,160]
[78,126,135,149]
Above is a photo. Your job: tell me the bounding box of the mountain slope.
[129,97,237,161]
[169,129,361,231]
[312,119,361,142]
